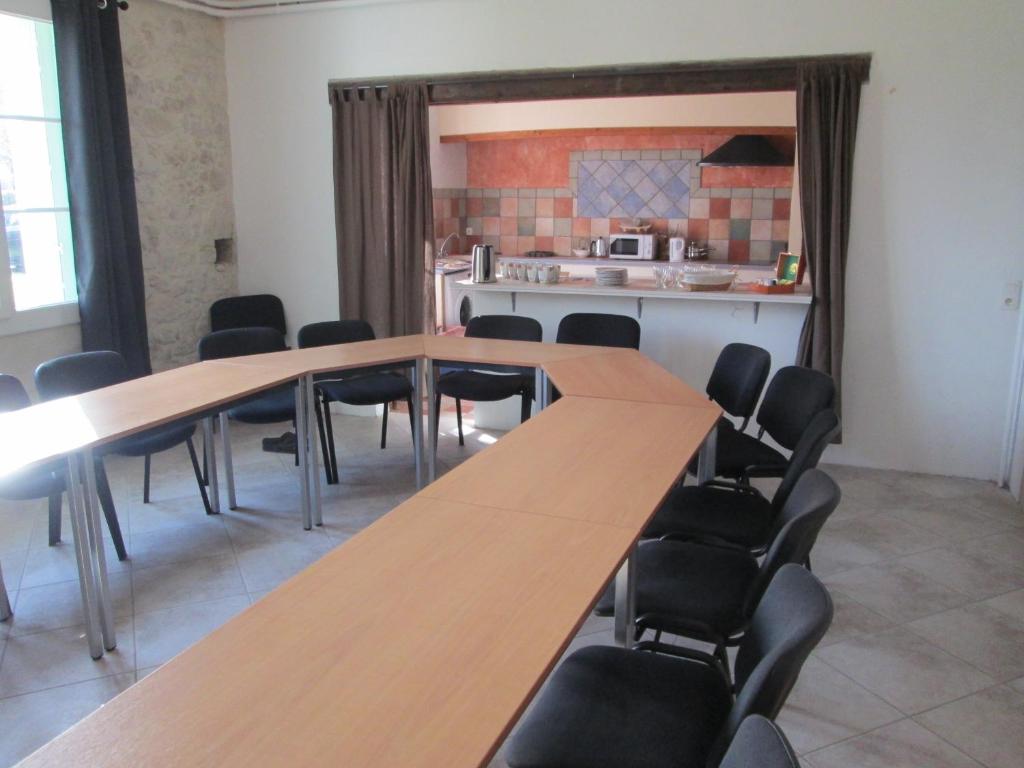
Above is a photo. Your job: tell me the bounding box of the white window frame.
[0,0,80,337]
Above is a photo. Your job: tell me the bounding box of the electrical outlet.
[465,226,474,236]
[1003,280,1022,311]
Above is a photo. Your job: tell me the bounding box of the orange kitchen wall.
[466,133,794,189]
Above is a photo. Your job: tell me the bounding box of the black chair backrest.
[770,410,841,512]
[198,327,287,361]
[35,351,129,401]
[745,470,841,616]
[756,366,836,450]
[297,320,375,349]
[465,315,542,343]
[706,343,771,425]
[709,564,832,765]
[210,294,286,336]
[0,374,31,413]
[555,312,640,349]
[717,715,801,768]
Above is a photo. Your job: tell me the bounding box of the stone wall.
[120,0,237,371]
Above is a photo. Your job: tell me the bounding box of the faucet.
[438,232,459,260]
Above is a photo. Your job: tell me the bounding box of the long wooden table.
[5,334,720,767]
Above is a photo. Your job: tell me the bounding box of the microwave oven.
[607,234,656,260]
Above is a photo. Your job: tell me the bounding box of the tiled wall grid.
[433,149,792,264]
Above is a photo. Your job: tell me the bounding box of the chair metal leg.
[520,390,532,423]
[433,392,442,452]
[380,403,389,449]
[0,559,12,621]
[322,392,339,485]
[455,398,464,446]
[201,439,208,486]
[142,454,152,503]
[94,460,128,562]
[406,395,416,445]
[185,436,214,515]
[48,490,62,545]
[312,393,332,485]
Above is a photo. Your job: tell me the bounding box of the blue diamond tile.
[648,191,674,217]
[579,174,602,203]
[649,162,674,187]
[607,160,627,174]
[666,160,686,174]
[662,175,690,201]
[621,161,645,187]
[607,175,632,201]
[620,191,645,217]
[638,159,658,173]
[578,196,600,217]
[591,161,617,187]
[636,205,657,219]
[664,205,686,219]
[609,205,627,218]
[596,190,618,216]
[633,176,659,202]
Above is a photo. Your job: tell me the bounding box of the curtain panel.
[796,61,863,426]
[51,0,151,376]
[331,82,435,338]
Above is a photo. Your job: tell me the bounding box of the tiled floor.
[0,410,1022,767]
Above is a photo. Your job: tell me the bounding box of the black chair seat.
[644,484,775,549]
[228,386,296,424]
[437,370,530,402]
[0,463,64,500]
[319,372,412,406]
[109,421,197,458]
[594,540,758,639]
[506,645,732,768]
[715,425,788,478]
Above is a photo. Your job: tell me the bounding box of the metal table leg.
[413,358,425,490]
[613,549,637,649]
[65,455,103,659]
[203,417,221,514]
[80,448,116,652]
[425,359,436,483]
[295,381,312,530]
[218,412,237,510]
[304,375,323,526]
[534,368,552,413]
[696,425,718,485]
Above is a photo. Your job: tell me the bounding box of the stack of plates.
[594,267,628,286]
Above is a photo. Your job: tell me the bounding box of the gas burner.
[524,250,556,258]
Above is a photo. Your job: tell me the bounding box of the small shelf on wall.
[439,126,796,144]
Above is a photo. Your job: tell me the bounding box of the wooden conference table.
[3,334,720,768]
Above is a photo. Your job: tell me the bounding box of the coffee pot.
[589,237,607,257]
[471,244,496,283]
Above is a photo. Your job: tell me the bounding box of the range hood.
[697,135,792,167]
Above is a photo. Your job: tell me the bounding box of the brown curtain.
[796,61,863,425]
[331,82,435,336]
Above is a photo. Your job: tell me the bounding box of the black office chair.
[596,469,840,675]
[555,312,641,349]
[719,716,802,768]
[210,294,286,336]
[715,365,835,483]
[434,315,542,449]
[644,409,840,553]
[35,352,212,560]
[0,374,65,547]
[298,321,415,484]
[707,343,772,432]
[506,564,833,768]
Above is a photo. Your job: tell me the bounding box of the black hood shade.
[697,135,792,167]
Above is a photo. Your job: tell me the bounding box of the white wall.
[223,0,1024,480]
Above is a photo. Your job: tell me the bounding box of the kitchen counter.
[458,277,812,306]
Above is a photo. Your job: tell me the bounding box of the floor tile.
[128,519,233,569]
[19,539,129,591]
[232,535,336,593]
[0,674,135,767]
[803,718,982,768]
[955,529,1024,569]
[916,685,1024,768]
[0,550,27,594]
[984,588,1024,622]
[897,544,1024,601]
[132,555,245,614]
[9,573,132,637]
[134,596,250,668]
[0,619,135,698]
[891,498,1015,543]
[906,603,1024,682]
[776,656,903,754]
[818,590,893,647]
[816,627,995,714]
[824,563,970,623]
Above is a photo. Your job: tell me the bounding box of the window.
[0,4,77,324]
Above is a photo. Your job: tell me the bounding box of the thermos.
[471,244,496,283]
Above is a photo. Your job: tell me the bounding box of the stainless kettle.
[471,244,496,283]
[590,237,607,257]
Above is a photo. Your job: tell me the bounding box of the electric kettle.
[471,244,496,283]
[590,237,607,257]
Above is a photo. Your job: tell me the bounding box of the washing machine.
[437,261,472,330]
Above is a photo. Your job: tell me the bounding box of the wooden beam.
[327,54,871,106]
[439,126,797,144]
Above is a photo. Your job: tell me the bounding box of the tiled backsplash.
[433,146,792,264]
